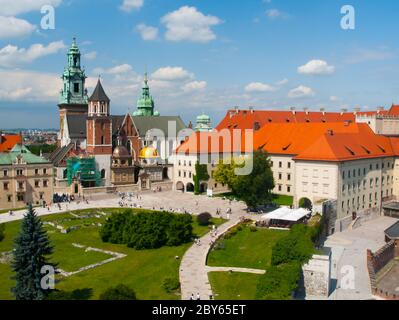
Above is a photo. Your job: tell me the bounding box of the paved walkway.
[325,216,397,300]
[205,266,266,275]
[179,210,260,301]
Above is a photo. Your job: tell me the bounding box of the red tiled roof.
[0,134,23,152]
[216,109,356,131]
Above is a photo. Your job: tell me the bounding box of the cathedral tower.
[133,73,160,117]
[86,79,112,155]
[58,38,88,145]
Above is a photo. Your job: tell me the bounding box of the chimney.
[188,121,193,129]
[354,107,361,115]
[234,106,240,114]
[340,108,348,116]
[290,107,296,115]
[303,107,309,115]
[249,106,254,114]
[327,129,334,136]
[320,107,326,116]
[376,106,384,114]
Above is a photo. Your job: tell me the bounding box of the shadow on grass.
[48,288,93,300]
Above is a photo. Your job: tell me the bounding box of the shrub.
[256,263,301,300]
[249,226,257,232]
[271,224,314,267]
[162,278,180,293]
[100,210,193,250]
[299,197,312,211]
[99,284,137,300]
[196,212,212,226]
[236,225,243,231]
[0,224,5,242]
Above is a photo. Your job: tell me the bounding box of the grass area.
[272,194,293,206]
[207,224,288,270]
[0,208,225,300]
[209,272,261,300]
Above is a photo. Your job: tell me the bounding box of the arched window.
[101,169,106,179]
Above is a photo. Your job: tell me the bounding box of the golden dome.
[139,146,159,159]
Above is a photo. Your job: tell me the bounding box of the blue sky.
[0,0,399,128]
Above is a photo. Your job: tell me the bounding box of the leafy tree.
[12,205,54,300]
[101,210,194,250]
[299,197,313,211]
[256,263,301,300]
[214,150,275,208]
[271,224,314,267]
[193,162,210,195]
[196,212,212,226]
[99,284,137,300]
[27,144,57,156]
[0,224,5,242]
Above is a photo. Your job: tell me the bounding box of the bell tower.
[86,79,112,155]
[58,38,88,146]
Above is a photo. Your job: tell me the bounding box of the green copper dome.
[133,73,160,117]
[195,112,212,132]
[59,38,88,105]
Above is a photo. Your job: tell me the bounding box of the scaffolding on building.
[66,156,101,188]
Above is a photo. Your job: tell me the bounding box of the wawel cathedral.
[49,39,195,193]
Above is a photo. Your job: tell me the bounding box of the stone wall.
[367,240,399,300]
[302,254,331,298]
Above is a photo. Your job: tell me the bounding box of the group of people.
[189,293,201,300]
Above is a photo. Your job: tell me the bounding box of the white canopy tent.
[261,207,311,222]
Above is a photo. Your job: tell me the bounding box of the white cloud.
[245,82,277,93]
[276,78,288,86]
[0,41,66,67]
[93,64,133,75]
[136,24,158,41]
[161,6,222,43]
[151,67,193,81]
[182,81,207,92]
[0,69,61,102]
[0,0,62,16]
[298,59,335,75]
[265,9,283,19]
[288,85,315,98]
[120,0,144,12]
[0,16,36,39]
[83,51,97,60]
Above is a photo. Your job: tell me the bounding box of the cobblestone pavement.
[0,190,248,224]
[325,216,398,300]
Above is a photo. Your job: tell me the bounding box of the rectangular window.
[3,170,8,177]
[35,169,39,175]
[3,182,9,190]
[43,180,48,188]
[74,83,80,93]
[288,162,291,169]
[287,174,291,181]
[17,194,24,202]
[43,168,47,175]
[287,186,291,193]
[7,195,12,202]
[279,162,282,168]
[35,181,40,188]
[16,169,23,176]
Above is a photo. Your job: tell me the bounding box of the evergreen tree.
[12,205,54,300]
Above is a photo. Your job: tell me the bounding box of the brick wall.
[367,239,399,300]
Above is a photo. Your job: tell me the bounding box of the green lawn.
[272,194,294,206]
[209,272,261,300]
[0,208,225,300]
[207,225,288,269]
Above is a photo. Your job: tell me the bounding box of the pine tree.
[12,205,54,300]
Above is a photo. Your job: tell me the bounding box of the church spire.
[59,38,88,105]
[133,71,160,117]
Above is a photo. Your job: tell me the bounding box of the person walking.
[196,293,201,300]
[190,293,195,300]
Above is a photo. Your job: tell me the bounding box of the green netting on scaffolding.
[66,157,102,187]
